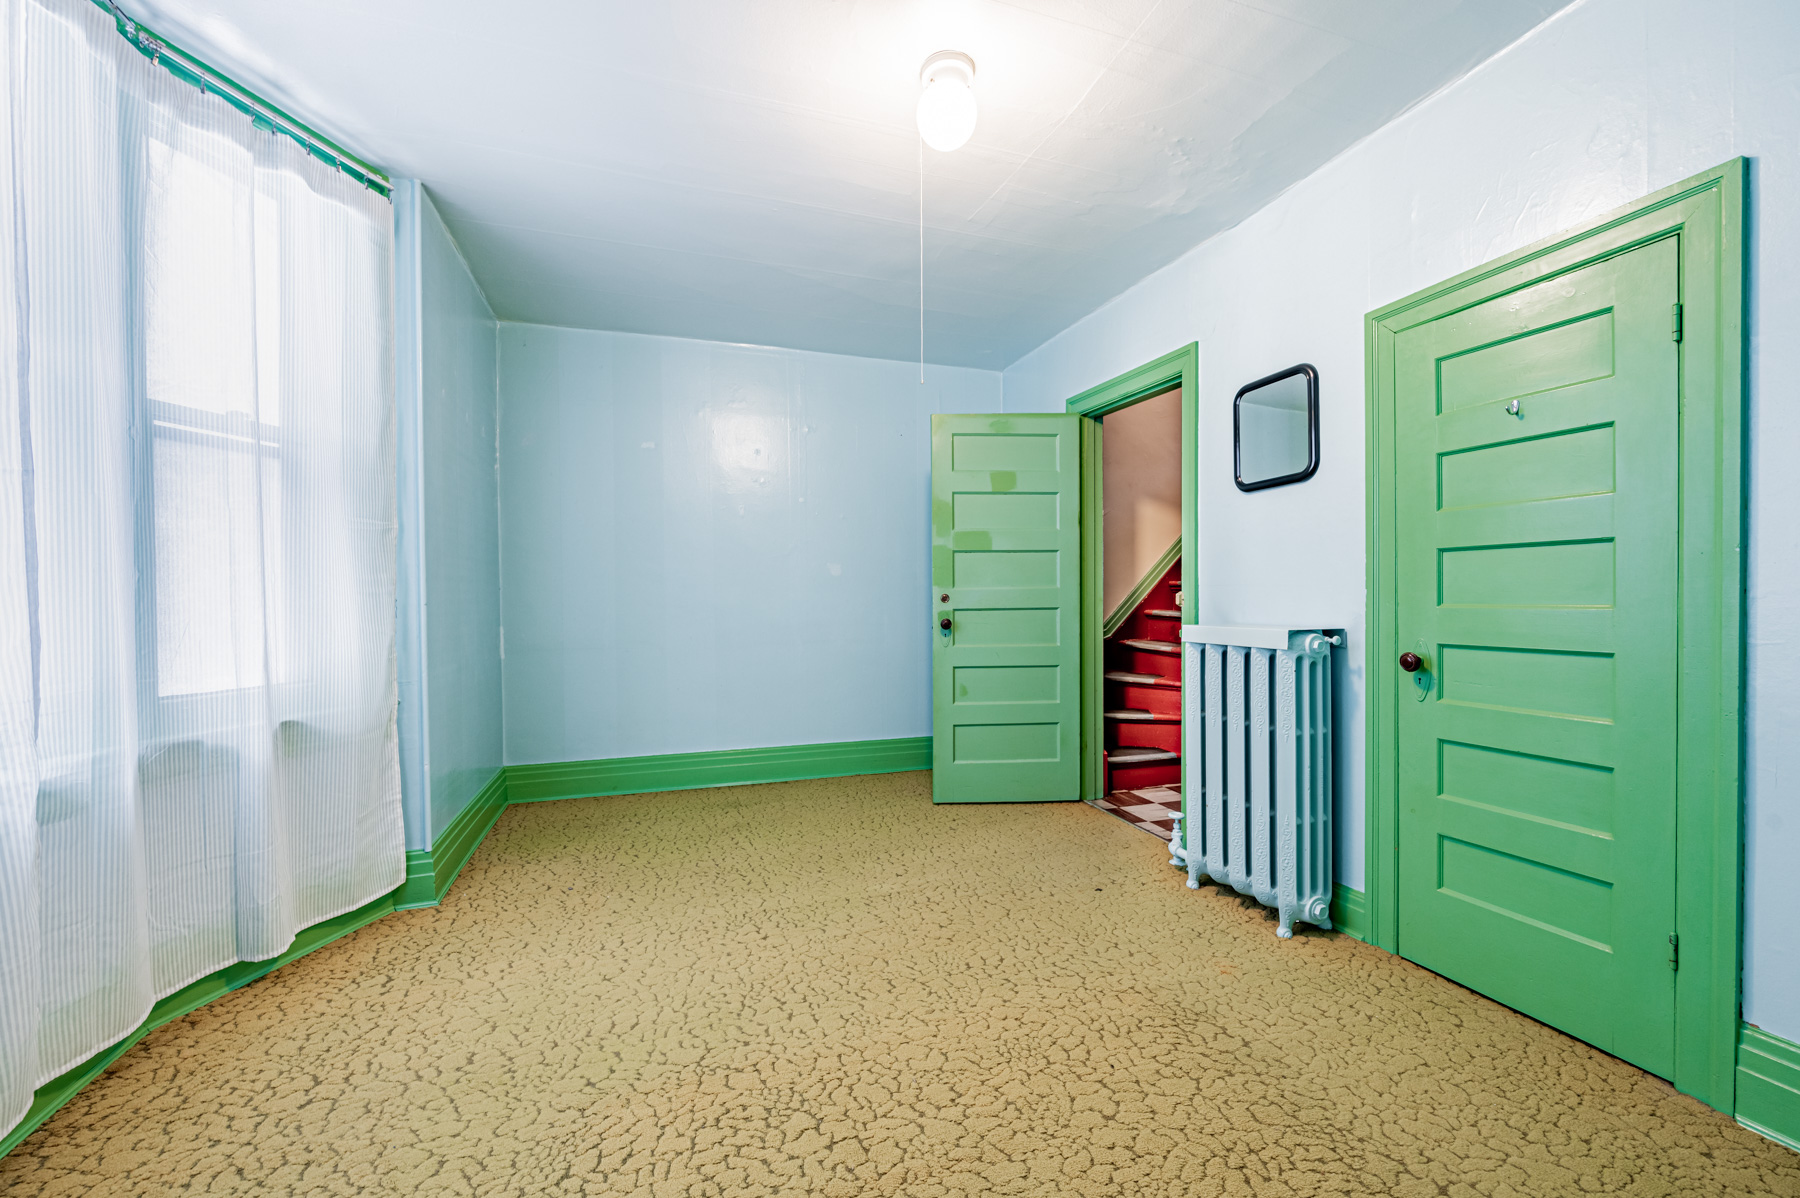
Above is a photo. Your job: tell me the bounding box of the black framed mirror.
[1233,363,1318,492]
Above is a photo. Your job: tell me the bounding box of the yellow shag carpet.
[4,771,1797,1196]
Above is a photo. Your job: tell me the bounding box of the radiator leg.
[1187,855,1203,890]
[1277,903,1295,938]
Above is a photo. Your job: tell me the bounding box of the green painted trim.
[1738,1024,1800,1154]
[1365,158,1747,1113]
[1330,884,1368,943]
[395,850,438,910]
[1063,344,1197,421]
[1065,343,1200,805]
[0,889,396,1159]
[394,768,509,910]
[1102,536,1181,639]
[1078,418,1105,801]
[506,736,932,803]
[1364,265,1398,957]
[87,0,390,194]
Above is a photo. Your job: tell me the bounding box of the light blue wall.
[394,181,504,850]
[1002,0,1800,1041]
[497,325,1001,766]
[420,193,504,841]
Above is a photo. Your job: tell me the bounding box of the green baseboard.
[1738,1023,1800,1153]
[1331,883,1368,942]
[505,735,932,803]
[394,768,509,909]
[0,888,395,1159]
[395,850,438,911]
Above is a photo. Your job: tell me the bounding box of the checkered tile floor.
[1088,785,1181,842]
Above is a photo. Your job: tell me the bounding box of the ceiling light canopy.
[916,50,977,152]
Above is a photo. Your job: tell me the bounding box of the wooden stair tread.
[1118,638,1180,654]
[1104,670,1178,687]
[1105,561,1183,798]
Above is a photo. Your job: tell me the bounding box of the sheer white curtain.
[0,0,401,1141]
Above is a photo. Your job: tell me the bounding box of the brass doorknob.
[1398,652,1422,673]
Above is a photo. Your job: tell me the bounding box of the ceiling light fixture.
[916,50,977,152]
[916,51,976,383]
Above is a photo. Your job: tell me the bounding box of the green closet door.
[1394,236,1681,1078]
[931,414,1081,803]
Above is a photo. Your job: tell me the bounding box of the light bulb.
[917,52,976,152]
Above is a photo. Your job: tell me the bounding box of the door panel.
[1395,238,1679,1077]
[932,414,1080,803]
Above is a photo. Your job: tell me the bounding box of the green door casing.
[1394,237,1680,1077]
[931,414,1081,803]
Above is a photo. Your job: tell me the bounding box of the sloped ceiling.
[128,0,1571,368]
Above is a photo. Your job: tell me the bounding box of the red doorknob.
[1399,652,1422,673]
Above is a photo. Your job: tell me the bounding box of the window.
[142,136,289,697]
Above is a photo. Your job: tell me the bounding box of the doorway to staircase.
[1063,345,1198,821]
[1085,384,1184,841]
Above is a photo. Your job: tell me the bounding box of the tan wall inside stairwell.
[1101,386,1182,619]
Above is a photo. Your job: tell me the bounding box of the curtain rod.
[94,0,392,198]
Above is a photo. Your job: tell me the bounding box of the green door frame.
[1064,343,1200,802]
[1365,159,1747,1112]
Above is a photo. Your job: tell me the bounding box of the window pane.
[145,138,288,698]
[152,432,274,697]
[144,138,266,421]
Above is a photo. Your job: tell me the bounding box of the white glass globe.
[917,63,977,152]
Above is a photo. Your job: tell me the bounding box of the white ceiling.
[129,0,1571,369]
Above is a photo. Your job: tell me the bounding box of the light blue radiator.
[1170,626,1339,938]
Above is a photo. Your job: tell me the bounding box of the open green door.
[931,414,1081,803]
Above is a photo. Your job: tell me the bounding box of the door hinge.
[1671,302,1684,342]
[1669,932,1680,971]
